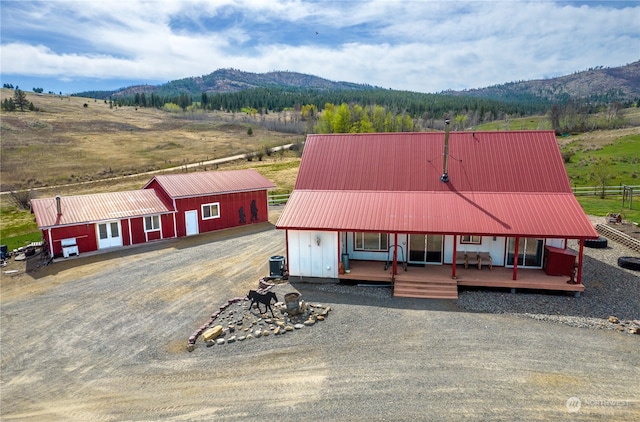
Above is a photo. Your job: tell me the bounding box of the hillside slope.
[103,69,375,98]
[447,61,640,103]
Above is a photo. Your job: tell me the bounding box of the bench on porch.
[455,251,468,268]
[456,251,492,270]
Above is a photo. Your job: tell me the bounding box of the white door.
[97,221,123,249]
[185,210,198,236]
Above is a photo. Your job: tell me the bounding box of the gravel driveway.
[1,212,638,421]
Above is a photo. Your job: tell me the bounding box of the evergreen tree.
[13,88,28,112]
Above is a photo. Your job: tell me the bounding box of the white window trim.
[353,232,389,251]
[461,235,482,244]
[144,215,161,232]
[201,202,221,220]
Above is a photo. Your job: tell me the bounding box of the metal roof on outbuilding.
[145,169,276,199]
[32,190,173,228]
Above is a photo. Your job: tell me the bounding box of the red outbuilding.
[32,169,275,258]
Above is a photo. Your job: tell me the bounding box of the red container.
[544,245,577,276]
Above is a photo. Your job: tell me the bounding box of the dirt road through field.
[1,211,638,420]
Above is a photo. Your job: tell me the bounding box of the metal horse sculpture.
[247,289,278,317]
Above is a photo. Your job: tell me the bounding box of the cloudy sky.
[1,0,638,95]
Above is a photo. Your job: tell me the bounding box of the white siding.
[287,230,338,278]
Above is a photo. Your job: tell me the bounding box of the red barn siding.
[161,213,175,239]
[130,218,147,244]
[48,224,98,257]
[121,219,131,247]
[174,191,269,237]
[146,230,162,241]
[144,180,174,209]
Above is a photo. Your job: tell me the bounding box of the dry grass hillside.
[0,89,301,193]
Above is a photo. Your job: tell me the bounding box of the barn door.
[97,221,123,249]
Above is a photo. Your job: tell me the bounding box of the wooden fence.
[270,185,638,207]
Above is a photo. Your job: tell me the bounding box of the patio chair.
[478,252,492,270]
[455,251,468,268]
[466,253,481,270]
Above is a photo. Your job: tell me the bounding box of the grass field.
[0,89,301,192]
[1,90,639,250]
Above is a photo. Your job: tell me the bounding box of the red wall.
[45,213,176,257]
[47,224,98,257]
[174,190,269,237]
[144,180,174,209]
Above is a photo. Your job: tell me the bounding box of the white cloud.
[1,0,638,92]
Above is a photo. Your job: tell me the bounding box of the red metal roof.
[294,131,572,193]
[32,190,173,228]
[145,169,275,198]
[277,131,598,238]
[277,190,596,238]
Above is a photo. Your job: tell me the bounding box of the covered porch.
[339,260,584,299]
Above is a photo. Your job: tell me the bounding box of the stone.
[254,330,262,337]
[187,344,195,352]
[608,316,620,324]
[246,334,254,339]
[285,325,294,331]
[238,336,246,341]
[304,318,316,326]
[216,338,226,345]
[228,325,236,333]
[629,327,640,335]
[294,323,304,329]
[316,315,325,321]
[274,327,281,335]
[202,325,223,342]
[227,336,236,344]
[262,330,270,336]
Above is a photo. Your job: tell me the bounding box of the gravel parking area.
[1,211,639,420]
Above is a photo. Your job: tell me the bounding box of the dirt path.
[1,211,638,420]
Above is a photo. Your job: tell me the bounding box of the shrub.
[561,150,575,163]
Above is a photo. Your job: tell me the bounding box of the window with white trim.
[354,232,389,251]
[461,235,481,244]
[202,202,220,220]
[144,215,160,232]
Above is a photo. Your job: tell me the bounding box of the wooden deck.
[339,260,584,299]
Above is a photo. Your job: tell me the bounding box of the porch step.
[393,279,458,300]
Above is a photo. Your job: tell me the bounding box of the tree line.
[1,88,36,112]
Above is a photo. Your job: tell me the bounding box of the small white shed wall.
[287,230,338,278]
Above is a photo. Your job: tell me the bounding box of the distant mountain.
[83,69,377,99]
[444,61,640,104]
[75,61,640,106]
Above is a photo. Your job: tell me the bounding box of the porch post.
[392,233,398,275]
[452,234,457,279]
[512,236,519,280]
[577,238,584,285]
[563,237,568,249]
[285,230,290,274]
[337,231,341,266]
